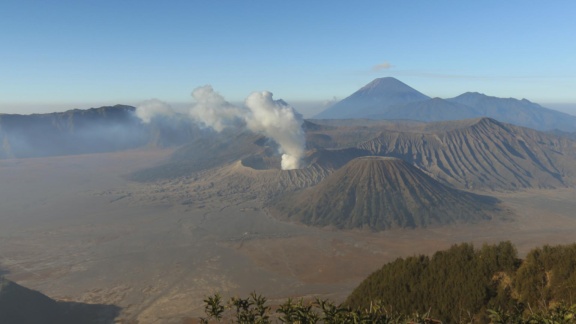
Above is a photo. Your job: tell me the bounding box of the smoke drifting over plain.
[137,86,306,170]
[189,86,243,132]
[136,99,175,123]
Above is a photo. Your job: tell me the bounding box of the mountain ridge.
[315,78,576,132]
[0,105,199,159]
[356,117,576,190]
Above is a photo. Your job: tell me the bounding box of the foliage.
[515,243,576,308]
[199,293,576,323]
[488,303,576,323]
[346,241,519,322]
[200,294,439,323]
[201,292,270,324]
[346,241,576,323]
[199,241,576,323]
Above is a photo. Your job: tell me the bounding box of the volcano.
[270,156,505,231]
[314,77,430,119]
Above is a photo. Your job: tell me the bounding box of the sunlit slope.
[271,156,504,230]
[358,118,576,190]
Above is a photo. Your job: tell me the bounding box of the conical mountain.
[271,156,504,231]
[314,77,430,119]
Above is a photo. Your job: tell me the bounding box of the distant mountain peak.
[314,77,429,119]
[313,78,576,132]
[356,77,424,95]
[360,77,405,89]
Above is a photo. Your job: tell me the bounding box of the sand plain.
[1,149,576,323]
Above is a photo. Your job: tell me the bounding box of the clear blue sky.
[1,0,575,116]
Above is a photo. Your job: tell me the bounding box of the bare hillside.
[270,157,506,231]
[358,118,576,190]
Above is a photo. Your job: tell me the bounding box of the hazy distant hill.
[448,92,576,132]
[315,78,576,132]
[0,105,199,159]
[271,156,504,231]
[0,277,119,324]
[314,77,430,119]
[368,97,482,121]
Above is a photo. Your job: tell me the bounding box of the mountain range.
[1,82,576,229]
[3,82,576,321]
[314,77,576,132]
[126,116,576,195]
[0,105,199,159]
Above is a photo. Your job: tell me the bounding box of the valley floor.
[1,150,575,323]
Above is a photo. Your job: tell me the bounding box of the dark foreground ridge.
[0,277,120,324]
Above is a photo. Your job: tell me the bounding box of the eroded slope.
[270,157,505,230]
[358,118,576,190]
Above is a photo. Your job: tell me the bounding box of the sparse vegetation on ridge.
[199,242,576,323]
[348,241,576,323]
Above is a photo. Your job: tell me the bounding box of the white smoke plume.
[189,86,244,132]
[244,91,305,170]
[136,99,175,123]
[134,86,306,170]
[189,86,305,170]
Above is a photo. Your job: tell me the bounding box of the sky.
[1,0,575,117]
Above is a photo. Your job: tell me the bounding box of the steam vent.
[240,154,282,170]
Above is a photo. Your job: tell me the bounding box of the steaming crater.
[240,147,372,172]
[240,155,282,170]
